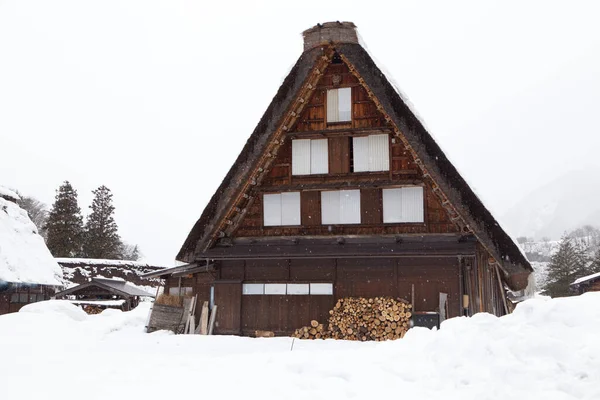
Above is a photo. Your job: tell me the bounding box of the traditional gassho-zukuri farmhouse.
[0,186,63,315]
[146,22,533,339]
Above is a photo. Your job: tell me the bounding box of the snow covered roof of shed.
[55,277,155,298]
[0,190,63,285]
[571,271,600,286]
[55,257,167,269]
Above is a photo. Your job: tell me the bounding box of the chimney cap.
[302,21,358,51]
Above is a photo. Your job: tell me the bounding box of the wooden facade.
[570,273,600,295]
[159,22,532,337]
[0,282,56,315]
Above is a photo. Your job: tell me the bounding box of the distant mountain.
[502,169,600,240]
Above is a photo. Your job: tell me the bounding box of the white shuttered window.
[327,87,352,122]
[263,192,301,226]
[321,190,361,225]
[292,139,328,175]
[352,134,390,172]
[382,187,424,223]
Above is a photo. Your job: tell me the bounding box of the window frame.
[263,192,301,227]
[321,189,361,225]
[292,138,329,176]
[241,283,333,296]
[382,186,425,224]
[326,87,352,124]
[352,134,390,173]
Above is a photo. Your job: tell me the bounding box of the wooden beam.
[256,179,422,193]
[287,127,392,138]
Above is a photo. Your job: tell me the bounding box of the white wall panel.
[352,136,370,172]
[292,139,311,175]
[321,190,340,224]
[287,284,310,295]
[327,89,339,122]
[310,139,329,174]
[383,187,424,223]
[310,283,333,295]
[243,284,264,295]
[369,134,390,171]
[264,283,286,295]
[383,188,403,223]
[401,186,424,223]
[281,192,301,225]
[338,87,352,121]
[263,193,282,226]
[340,189,361,224]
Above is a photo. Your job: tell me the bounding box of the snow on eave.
[55,257,167,269]
[0,196,63,286]
[571,271,600,286]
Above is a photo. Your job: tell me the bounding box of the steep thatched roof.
[177,25,532,289]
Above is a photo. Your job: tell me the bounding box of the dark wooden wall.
[233,58,458,238]
[235,184,458,237]
[0,283,55,315]
[461,246,507,317]
[294,61,386,132]
[199,257,464,335]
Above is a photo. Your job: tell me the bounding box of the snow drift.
[0,294,599,399]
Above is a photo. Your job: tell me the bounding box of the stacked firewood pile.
[82,305,103,315]
[292,297,412,341]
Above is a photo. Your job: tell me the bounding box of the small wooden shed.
[571,272,600,295]
[54,278,155,312]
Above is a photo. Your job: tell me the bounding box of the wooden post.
[208,305,218,335]
[494,264,509,315]
[197,301,209,335]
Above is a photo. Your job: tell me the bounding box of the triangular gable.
[177,31,532,289]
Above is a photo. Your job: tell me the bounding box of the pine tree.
[588,249,600,275]
[542,235,589,297]
[120,243,142,261]
[82,185,122,259]
[45,181,84,257]
[16,192,49,240]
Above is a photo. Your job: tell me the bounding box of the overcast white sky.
[1,0,599,265]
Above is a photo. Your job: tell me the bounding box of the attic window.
[352,134,390,172]
[327,88,351,123]
[292,139,328,175]
[382,187,424,223]
[321,189,361,225]
[331,52,343,64]
[263,192,301,226]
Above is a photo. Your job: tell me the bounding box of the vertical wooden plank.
[360,188,382,224]
[301,191,321,226]
[328,136,350,174]
[213,282,242,335]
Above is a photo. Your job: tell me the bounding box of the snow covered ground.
[1,295,599,400]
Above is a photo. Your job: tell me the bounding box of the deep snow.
[1,294,599,399]
[0,195,63,285]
